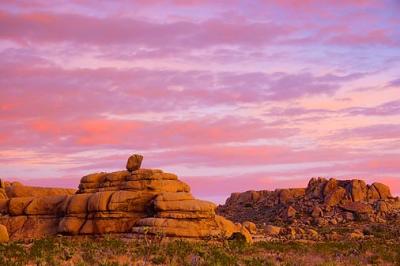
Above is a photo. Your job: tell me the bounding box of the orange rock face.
[218,177,398,226]
[0,154,251,242]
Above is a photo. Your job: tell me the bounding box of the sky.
[0,0,399,203]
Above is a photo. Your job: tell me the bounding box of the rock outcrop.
[0,154,251,242]
[218,177,399,228]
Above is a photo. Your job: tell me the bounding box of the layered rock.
[0,154,251,242]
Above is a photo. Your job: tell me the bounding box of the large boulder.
[370,183,391,199]
[278,188,305,204]
[348,180,367,202]
[324,187,346,206]
[340,202,374,214]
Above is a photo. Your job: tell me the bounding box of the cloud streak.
[0,0,399,201]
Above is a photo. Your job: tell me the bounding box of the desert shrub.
[243,257,275,266]
[315,262,337,266]
[0,242,28,266]
[99,262,127,266]
[256,241,308,253]
[100,235,128,255]
[313,241,356,255]
[226,233,250,254]
[205,247,238,266]
[151,255,166,264]
[80,237,100,264]
[359,240,400,264]
[29,237,62,265]
[165,239,195,258]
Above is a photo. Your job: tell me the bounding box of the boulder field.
[217,177,400,240]
[0,155,251,242]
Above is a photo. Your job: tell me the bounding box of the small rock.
[0,224,9,243]
[242,221,257,234]
[126,154,144,172]
[349,229,364,239]
[311,206,323,218]
[289,227,296,237]
[313,218,328,227]
[343,212,354,221]
[307,228,318,238]
[265,225,281,235]
[286,206,297,218]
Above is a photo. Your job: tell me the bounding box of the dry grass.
[0,235,400,265]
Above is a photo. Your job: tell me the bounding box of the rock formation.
[0,154,251,242]
[218,177,400,228]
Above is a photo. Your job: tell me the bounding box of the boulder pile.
[0,154,251,242]
[218,177,400,240]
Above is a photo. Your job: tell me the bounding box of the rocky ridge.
[0,154,251,242]
[217,177,400,241]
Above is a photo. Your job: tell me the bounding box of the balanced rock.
[126,154,144,172]
[0,154,250,242]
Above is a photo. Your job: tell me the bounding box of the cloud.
[0,11,294,48]
[0,58,362,124]
[329,124,400,141]
[0,116,294,151]
[346,100,400,116]
[387,78,400,88]
[0,0,399,203]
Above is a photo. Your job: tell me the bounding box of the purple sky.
[0,0,399,203]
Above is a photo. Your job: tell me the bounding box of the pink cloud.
[0,116,293,151]
[0,0,399,203]
[0,11,294,47]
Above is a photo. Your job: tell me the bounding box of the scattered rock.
[217,177,399,241]
[311,206,323,218]
[265,225,281,235]
[285,206,297,219]
[306,228,318,238]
